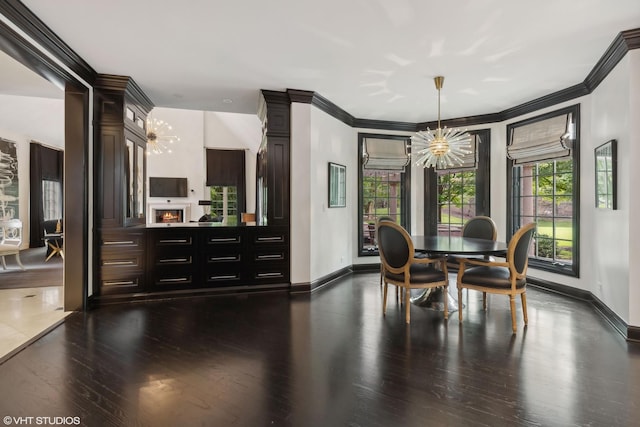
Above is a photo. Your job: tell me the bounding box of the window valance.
[206,149,245,186]
[507,113,573,165]
[436,134,479,172]
[362,137,410,171]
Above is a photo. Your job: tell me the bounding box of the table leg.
[410,280,463,312]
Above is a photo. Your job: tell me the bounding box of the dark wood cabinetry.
[249,226,289,285]
[147,228,198,290]
[98,229,146,295]
[257,91,291,227]
[94,75,152,229]
[202,227,244,286]
[94,81,293,301]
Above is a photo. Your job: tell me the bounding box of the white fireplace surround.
[148,203,191,224]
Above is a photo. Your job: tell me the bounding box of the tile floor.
[0,286,70,362]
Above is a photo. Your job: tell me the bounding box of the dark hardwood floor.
[0,273,638,426]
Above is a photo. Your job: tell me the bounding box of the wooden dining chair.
[377,221,449,324]
[447,216,497,270]
[456,222,536,333]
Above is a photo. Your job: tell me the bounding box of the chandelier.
[411,76,472,168]
[146,116,180,155]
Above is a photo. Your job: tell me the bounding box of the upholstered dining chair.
[456,222,536,333]
[447,215,498,270]
[377,221,449,324]
[375,216,395,288]
[0,219,25,270]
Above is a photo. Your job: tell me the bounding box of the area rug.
[0,247,63,289]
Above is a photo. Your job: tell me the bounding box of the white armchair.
[0,219,25,270]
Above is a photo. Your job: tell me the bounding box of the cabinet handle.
[256,272,283,278]
[158,257,190,263]
[209,274,239,280]
[103,260,136,266]
[159,238,190,244]
[103,240,135,245]
[209,237,240,243]
[209,255,240,262]
[257,236,283,242]
[103,280,136,286]
[158,277,190,283]
[256,254,283,260]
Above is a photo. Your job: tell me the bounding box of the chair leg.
[404,287,411,324]
[457,286,463,323]
[482,292,487,310]
[509,295,517,333]
[1,255,6,270]
[382,283,388,316]
[443,285,449,320]
[15,253,25,270]
[521,292,528,325]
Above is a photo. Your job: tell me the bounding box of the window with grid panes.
[210,186,238,226]
[358,133,410,255]
[513,160,574,270]
[424,130,491,237]
[507,105,579,277]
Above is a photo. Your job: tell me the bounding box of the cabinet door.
[125,131,146,226]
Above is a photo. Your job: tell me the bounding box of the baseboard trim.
[291,266,353,295]
[528,276,636,342]
[352,263,380,273]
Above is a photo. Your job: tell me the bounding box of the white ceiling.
[7,0,640,122]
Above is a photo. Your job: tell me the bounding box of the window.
[205,149,246,225]
[507,105,579,276]
[209,186,238,226]
[42,179,62,221]
[358,133,411,255]
[424,130,491,237]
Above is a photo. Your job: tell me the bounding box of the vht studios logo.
[3,416,81,425]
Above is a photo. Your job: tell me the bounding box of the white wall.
[290,103,357,284]
[0,94,64,247]
[627,50,640,326]
[146,107,261,222]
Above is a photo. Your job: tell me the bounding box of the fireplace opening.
[155,209,184,223]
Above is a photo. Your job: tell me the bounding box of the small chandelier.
[146,116,180,155]
[411,76,472,168]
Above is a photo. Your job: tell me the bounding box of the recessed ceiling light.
[222,98,233,104]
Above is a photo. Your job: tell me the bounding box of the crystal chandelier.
[146,116,180,155]
[411,76,472,168]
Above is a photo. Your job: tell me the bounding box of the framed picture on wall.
[595,139,617,209]
[328,162,346,208]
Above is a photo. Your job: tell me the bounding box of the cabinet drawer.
[204,267,243,285]
[100,230,145,249]
[204,228,243,246]
[150,268,195,288]
[154,235,193,246]
[251,226,288,245]
[101,252,145,270]
[152,252,194,266]
[252,263,289,284]
[100,270,145,294]
[252,247,287,263]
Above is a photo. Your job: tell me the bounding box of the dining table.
[410,235,508,311]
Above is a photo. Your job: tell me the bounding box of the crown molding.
[285,28,640,132]
[95,74,154,112]
[0,0,96,85]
